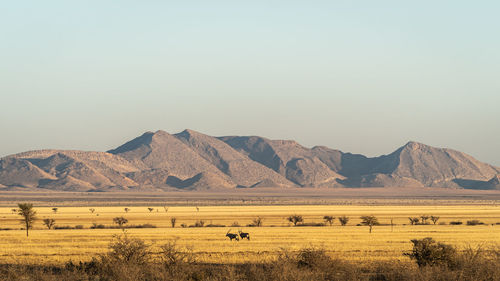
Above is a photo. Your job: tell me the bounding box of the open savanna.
[1,204,500,266]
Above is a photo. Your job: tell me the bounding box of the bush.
[190,220,205,227]
[55,225,74,230]
[450,221,463,225]
[247,217,263,227]
[105,233,151,265]
[296,247,333,269]
[90,223,106,229]
[205,224,225,227]
[295,222,325,227]
[127,224,156,228]
[75,225,84,229]
[405,237,457,268]
[466,220,484,225]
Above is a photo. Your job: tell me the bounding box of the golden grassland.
[1,205,500,265]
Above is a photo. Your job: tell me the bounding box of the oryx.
[238,229,250,240]
[226,229,239,241]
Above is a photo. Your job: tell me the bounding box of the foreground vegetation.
[1,233,500,281]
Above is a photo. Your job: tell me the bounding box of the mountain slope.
[218,136,345,186]
[366,142,500,187]
[174,129,294,187]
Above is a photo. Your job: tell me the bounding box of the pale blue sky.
[1,1,499,165]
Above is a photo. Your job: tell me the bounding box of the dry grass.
[1,205,500,265]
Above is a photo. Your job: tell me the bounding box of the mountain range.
[1,129,499,191]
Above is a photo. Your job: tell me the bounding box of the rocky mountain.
[0,129,498,191]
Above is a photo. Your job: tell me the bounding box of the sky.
[1,1,499,165]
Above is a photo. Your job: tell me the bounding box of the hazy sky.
[1,1,499,165]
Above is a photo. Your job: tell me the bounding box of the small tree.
[89,208,95,214]
[170,217,177,228]
[163,206,169,213]
[52,207,58,214]
[18,203,37,237]
[124,208,130,213]
[323,216,335,226]
[287,215,304,226]
[360,215,379,233]
[113,216,128,228]
[195,206,199,212]
[409,217,420,225]
[338,216,349,226]
[147,208,154,213]
[430,216,440,225]
[420,215,430,225]
[43,218,56,229]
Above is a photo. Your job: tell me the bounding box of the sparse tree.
[195,206,199,212]
[360,215,379,233]
[252,217,263,227]
[124,208,130,213]
[430,216,440,225]
[409,217,420,225]
[148,207,154,213]
[338,216,349,226]
[420,215,430,225]
[52,207,58,214]
[17,203,37,237]
[323,216,335,226]
[89,208,95,214]
[287,215,304,226]
[163,206,169,213]
[170,217,177,228]
[113,216,128,228]
[43,218,56,229]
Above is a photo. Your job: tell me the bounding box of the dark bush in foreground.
[405,237,457,268]
[449,221,463,225]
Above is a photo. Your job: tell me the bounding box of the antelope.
[238,229,250,240]
[226,229,239,241]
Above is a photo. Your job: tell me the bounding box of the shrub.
[405,237,457,268]
[159,240,194,266]
[295,222,325,227]
[55,225,74,230]
[248,217,263,227]
[75,225,84,229]
[466,220,484,225]
[296,247,333,269]
[90,223,106,229]
[128,224,156,229]
[205,224,225,227]
[338,216,349,226]
[287,215,303,226]
[192,220,205,227]
[450,221,463,225]
[323,216,335,226]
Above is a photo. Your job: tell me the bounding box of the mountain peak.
[403,141,426,151]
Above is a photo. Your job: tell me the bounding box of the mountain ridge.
[1,130,498,191]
